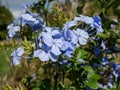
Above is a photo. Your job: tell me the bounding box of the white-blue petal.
[74,17,81,22]
[101,41,106,49]
[51,45,61,55]
[21,14,36,21]
[79,37,87,45]
[79,30,89,39]
[12,56,21,65]
[80,15,94,24]
[70,30,78,44]
[64,20,77,29]
[42,32,53,47]
[54,38,64,48]
[49,53,58,62]
[8,30,16,37]
[96,27,104,33]
[13,26,20,32]
[34,49,49,61]
[16,47,24,56]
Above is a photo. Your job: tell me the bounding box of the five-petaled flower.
[74,28,89,45]
[11,47,24,65]
[7,23,20,37]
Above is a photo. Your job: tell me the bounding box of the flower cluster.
[33,14,104,62]
[8,4,120,89]
[9,7,102,63]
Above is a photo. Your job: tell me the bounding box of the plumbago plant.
[3,3,120,90]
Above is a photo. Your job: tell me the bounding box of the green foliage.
[22,37,33,54]
[47,5,69,28]
[0,5,13,40]
[0,48,12,77]
[74,48,88,59]
[0,5,13,26]
[83,66,100,89]
[31,0,54,20]
[3,85,12,90]
[0,31,7,40]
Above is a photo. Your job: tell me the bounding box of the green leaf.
[83,68,100,89]
[85,80,99,89]
[74,48,88,59]
[84,74,100,89]
[83,66,95,79]
[83,66,94,74]
[89,74,100,80]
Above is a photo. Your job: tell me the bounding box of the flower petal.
[51,45,61,55]
[49,52,58,62]
[54,38,64,48]
[16,47,24,56]
[42,32,53,47]
[12,56,21,65]
[79,37,87,45]
[79,30,89,39]
[70,30,78,44]
[34,49,49,61]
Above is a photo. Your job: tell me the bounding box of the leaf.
[85,80,98,89]
[82,66,95,79]
[88,74,100,82]
[83,66,94,74]
[83,68,100,89]
[74,48,88,59]
[84,74,100,89]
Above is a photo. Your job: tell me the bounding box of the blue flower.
[63,29,78,45]
[63,20,78,29]
[21,13,44,31]
[42,32,64,55]
[31,19,44,31]
[21,4,28,14]
[96,27,104,34]
[93,47,101,56]
[77,59,85,63]
[34,44,58,62]
[74,15,104,34]
[100,41,106,49]
[93,16,102,28]
[61,41,75,57]
[74,28,89,45]
[91,16,104,33]
[43,27,63,39]
[74,15,94,24]
[34,49,49,61]
[7,23,20,37]
[101,56,108,65]
[11,47,24,65]
[109,62,120,78]
[34,29,64,62]
[60,60,68,64]
[21,13,36,22]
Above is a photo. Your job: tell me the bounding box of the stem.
[62,70,65,85]
[54,62,59,90]
[73,21,82,30]
[54,72,58,90]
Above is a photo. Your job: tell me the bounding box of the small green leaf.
[89,74,100,81]
[83,66,94,74]
[85,80,99,89]
[74,48,88,59]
